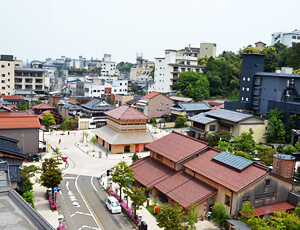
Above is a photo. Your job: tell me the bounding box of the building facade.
[93,105,154,153]
[0,55,23,96]
[225,54,300,126]
[271,29,300,47]
[149,47,205,93]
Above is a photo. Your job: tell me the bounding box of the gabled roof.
[169,102,211,112]
[188,113,216,124]
[105,105,149,120]
[203,109,255,123]
[145,131,208,163]
[169,96,193,102]
[155,171,217,209]
[131,156,176,189]
[81,97,114,111]
[184,149,269,192]
[0,95,22,101]
[142,92,160,99]
[32,103,55,110]
[0,135,26,158]
[0,116,41,129]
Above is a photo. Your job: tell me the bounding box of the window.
[120,83,122,86]
[8,72,10,75]
[209,125,216,131]
[292,36,296,39]
[1,87,5,90]
[160,103,164,106]
[1,80,4,83]
[159,60,161,62]
[8,63,10,66]
[225,195,231,206]
[265,179,270,186]
[243,77,246,81]
[157,153,161,159]
[1,65,4,68]
[245,97,249,101]
[7,85,10,88]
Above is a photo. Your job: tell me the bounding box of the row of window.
[1,63,11,68]
[292,36,300,40]
[241,97,249,101]
[242,87,250,91]
[243,77,251,81]
[1,73,10,77]
[101,63,115,67]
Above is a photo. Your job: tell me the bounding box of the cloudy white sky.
[0,0,299,63]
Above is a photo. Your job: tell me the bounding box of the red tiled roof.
[6,104,18,110]
[184,149,269,192]
[32,103,55,110]
[0,111,36,116]
[142,92,160,99]
[131,156,176,189]
[241,202,295,216]
[145,131,208,163]
[0,116,41,129]
[155,171,217,209]
[1,95,22,100]
[104,105,149,120]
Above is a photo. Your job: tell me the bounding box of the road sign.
[54,187,58,192]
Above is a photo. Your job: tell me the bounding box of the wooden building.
[93,105,154,153]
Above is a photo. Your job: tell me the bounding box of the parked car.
[105,196,121,214]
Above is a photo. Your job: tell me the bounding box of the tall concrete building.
[101,54,119,77]
[0,55,23,96]
[199,43,216,58]
[271,29,300,47]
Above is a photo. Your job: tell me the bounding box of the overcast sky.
[0,0,299,63]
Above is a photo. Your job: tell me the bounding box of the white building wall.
[85,80,128,97]
[271,30,300,47]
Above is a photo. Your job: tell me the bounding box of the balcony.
[253,98,260,106]
[253,87,261,96]
[254,77,261,86]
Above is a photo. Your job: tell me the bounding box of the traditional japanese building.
[92,105,154,153]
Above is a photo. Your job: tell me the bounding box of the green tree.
[175,115,187,128]
[111,161,134,200]
[90,136,98,152]
[131,83,138,94]
[124,186,147,219]
[132,152,139,163]
[295,166,300,178]
[52,147,62,164]
[205,72,224,96]
[271,211,300,230]
[156,203,186,230]
[206,134,215,146]
[286,43,300,70]
[215,130,231,142]
[83,131,89,146]
[166,115,171,122]
[116,62,134,73]
[20,165,39,208]
[42,113,56,130]
[242,46,259,54]
[187,203,200,230]
[216,140,233,153]
[22,191,35,209]
[210,203,231,228]
[266,108,286,143]
[17,100,29,111]
[60,117,78,130]
[234,128,255,153]
[197,56,210,66]
[285,114,298,143]
[173,71,210,101]
[295,202,300,218]
[239,201,270,230]
[260,46,277,72]
[39,158,62,193]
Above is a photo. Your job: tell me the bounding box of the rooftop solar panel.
[212,151,253,171]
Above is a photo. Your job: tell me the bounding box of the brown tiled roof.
[0,111,36,116]
[184,149,269,192]
[253,202,295,216]
[1,95,22,100]
[155,171,217,209]
[142,92,160,99]
[0,116,41,129]
[32,103,55,110]
[145,131,208,163]
[104,105,149,120]
[131,156,176,189]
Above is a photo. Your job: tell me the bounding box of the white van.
[105,196,121,214]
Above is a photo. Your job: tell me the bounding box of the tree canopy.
[173,71,210,101]
[156,203,186,230]
[210,203,231,227]
[265,108,286,143]
[42,113,56,130]
[116,62,134,73]
[39,158,62,191]
[233,128,255,153]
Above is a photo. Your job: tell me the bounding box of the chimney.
[272,153,296,179]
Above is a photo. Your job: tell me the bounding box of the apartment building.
[149,48,205,93]
[225,53,300,126]
[101,54,119,77]
[130,53,154,77]
[271,29,300,47]
[84,79,128,97]
[15,67,45,93]
[0,55,23,96]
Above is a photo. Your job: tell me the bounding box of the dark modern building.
[225,54,300,127]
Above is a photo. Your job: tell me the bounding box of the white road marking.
[63,177,77,179]
[70,211,92,217]
[78,225,99,230]
[75,175,101,230]
[91,176,97,191]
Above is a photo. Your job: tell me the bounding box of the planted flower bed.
[107,188,139,226]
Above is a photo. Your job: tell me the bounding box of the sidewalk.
[24,150,64,229]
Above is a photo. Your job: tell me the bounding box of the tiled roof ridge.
[119,106,131,119]
[0,115,39,119]
[142,91,160,99]
[171,131,208,145]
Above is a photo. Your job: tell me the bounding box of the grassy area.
[146,205,157,218]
